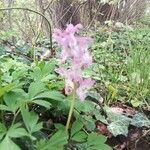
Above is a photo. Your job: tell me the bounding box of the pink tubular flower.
[76,79,95,101]
[65,79,74,95]
[54,24,94,101]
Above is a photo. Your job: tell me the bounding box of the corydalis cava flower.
[54,24,94,101]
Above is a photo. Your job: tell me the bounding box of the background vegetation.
[0,0,150,150]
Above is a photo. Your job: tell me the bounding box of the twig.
[44,0,54,11]
[0,7,53,50]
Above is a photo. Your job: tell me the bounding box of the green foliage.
[86,133,112,150]
[21,106,43,135]
[0,55,112,149]
[0,58,64,149]
[0,123,28,150]
[37,130,68,150]
[90,26,150,107]
[0,83,17,98]
[0,22,150,149]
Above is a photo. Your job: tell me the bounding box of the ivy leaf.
[94,110,108,124]
[108,121,129,137]
[106,107,131,136]
[131,113,150,127]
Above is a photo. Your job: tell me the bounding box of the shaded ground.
[96,102,150,150]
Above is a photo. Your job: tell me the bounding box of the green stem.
[65,86,76,132]
[11,109,20,127]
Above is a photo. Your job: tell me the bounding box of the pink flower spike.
[75,24,83,33]
[76,89,86,102]
[66,24,77,34]
[68,68,82,82]
[65,79,74,95]
[55,67,66,77]
[54,24,95,102]
[76,79,95,101]
[75,24,83,29]
[82,51,93,68]
[66,24,83,34]
[60,47,70,63]
[77,37,93,48]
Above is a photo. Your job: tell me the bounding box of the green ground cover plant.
[0,23,149,150]
[90,24,150,108]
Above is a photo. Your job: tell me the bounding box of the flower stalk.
[65,83,76,132]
